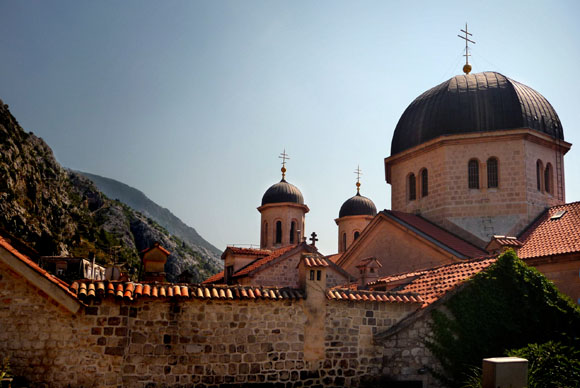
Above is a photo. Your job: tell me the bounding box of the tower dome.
[261,179,304,206]
[339,193,377,218]
[391,71,563,155]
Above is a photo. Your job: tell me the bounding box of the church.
[1,38,580,387]
[204,68,579,304]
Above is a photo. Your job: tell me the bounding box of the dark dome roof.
[261,179,304,206]
[391,72,563,155]
[339,193,377,218]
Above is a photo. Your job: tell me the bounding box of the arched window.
[290,221,296,244]
[487,158,498,188]
[354,231,360,240]
[262,221,268,246]
[342,232,347,252]
[468,159,479,189]
[421,169,428,197]
[536,160,543,191]
[545,163,553,194]
[408,173,416,201]
[275,221,282,244]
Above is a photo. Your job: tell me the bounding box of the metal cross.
[279,149,290,168]
[279,149,290,180]
[309,232,318,247]
[457,23,476,67]
[354,165,362,193]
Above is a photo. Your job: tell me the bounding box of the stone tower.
[335,178,377,253]
[258,161,308,250]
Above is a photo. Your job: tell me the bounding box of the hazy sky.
[1,1,579,255]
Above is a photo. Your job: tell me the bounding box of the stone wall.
[387,130,567,247]
[0,258,434,388]
[378,314,440,388]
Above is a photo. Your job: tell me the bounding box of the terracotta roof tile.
[0,237,78,300]
[491,236,523,247]
[140,243,171,256]
[370,256,497,308]
[326,288,422,304]
[70,281,304,302]
[233,245,296,278]
[384,211,487,258]
[226,247,272,256]
[518,202,580,259]
[302,256,329,268]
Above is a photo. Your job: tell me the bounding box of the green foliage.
[508,341,580,388]
[426,250,580,387]
[0,356,11,379]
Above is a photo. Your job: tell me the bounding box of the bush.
[426,250,580,387]
[508,341,580,388]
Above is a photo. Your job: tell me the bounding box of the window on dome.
[275,221,282,244]
[408,173,416,201]
[468,159,479,189]
[487,158,498,188]
[290,221,296,244]
[536,160,543,191]
[421,169,428,197]
[354,231,360,240]
[545,163,553,194]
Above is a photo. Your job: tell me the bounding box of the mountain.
[78,171,221,263]
[0,98,221,282]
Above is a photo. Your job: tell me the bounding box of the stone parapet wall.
[0,259,435,387]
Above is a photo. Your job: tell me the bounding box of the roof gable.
[0,237,81,313]
[517,202,580,260]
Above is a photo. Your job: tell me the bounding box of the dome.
[339,193,377,218]
[391,71,563,155]
[261,179,304,206]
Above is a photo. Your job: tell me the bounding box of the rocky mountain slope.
[0,99,221,282]
[78,171,221,263]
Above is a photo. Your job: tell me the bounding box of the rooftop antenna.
[279,149,290,180]
[457,23,475,74]
[354,165,362,195]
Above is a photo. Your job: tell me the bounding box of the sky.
[1,1,579,255]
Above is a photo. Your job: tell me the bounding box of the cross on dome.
[279,149,290,180]
[457,23,475,74]
[354,165,362,194]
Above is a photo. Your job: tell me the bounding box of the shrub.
[426,250,580,387]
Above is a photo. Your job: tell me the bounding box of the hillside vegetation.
[0,99,221,282]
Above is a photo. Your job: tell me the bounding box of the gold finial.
[354,165,362,194]
[457,23,475,74]
[279,149,290,180]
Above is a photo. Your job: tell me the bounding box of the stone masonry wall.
[0,259,432,388]
[389,133,563,247]
[379,315,440,388]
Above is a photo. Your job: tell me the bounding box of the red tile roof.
[233,245,296,277]
[140,243,171,256]
[70,281,303,301]
[492,236,523,247]
[326,288,423,304]
[0,237,78,300]
[517,202,580,260]
[370,256,497,308]
[385,211,487,258]
[203,245,296,284]
[301,256,329,268]
[226,247,272,256]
